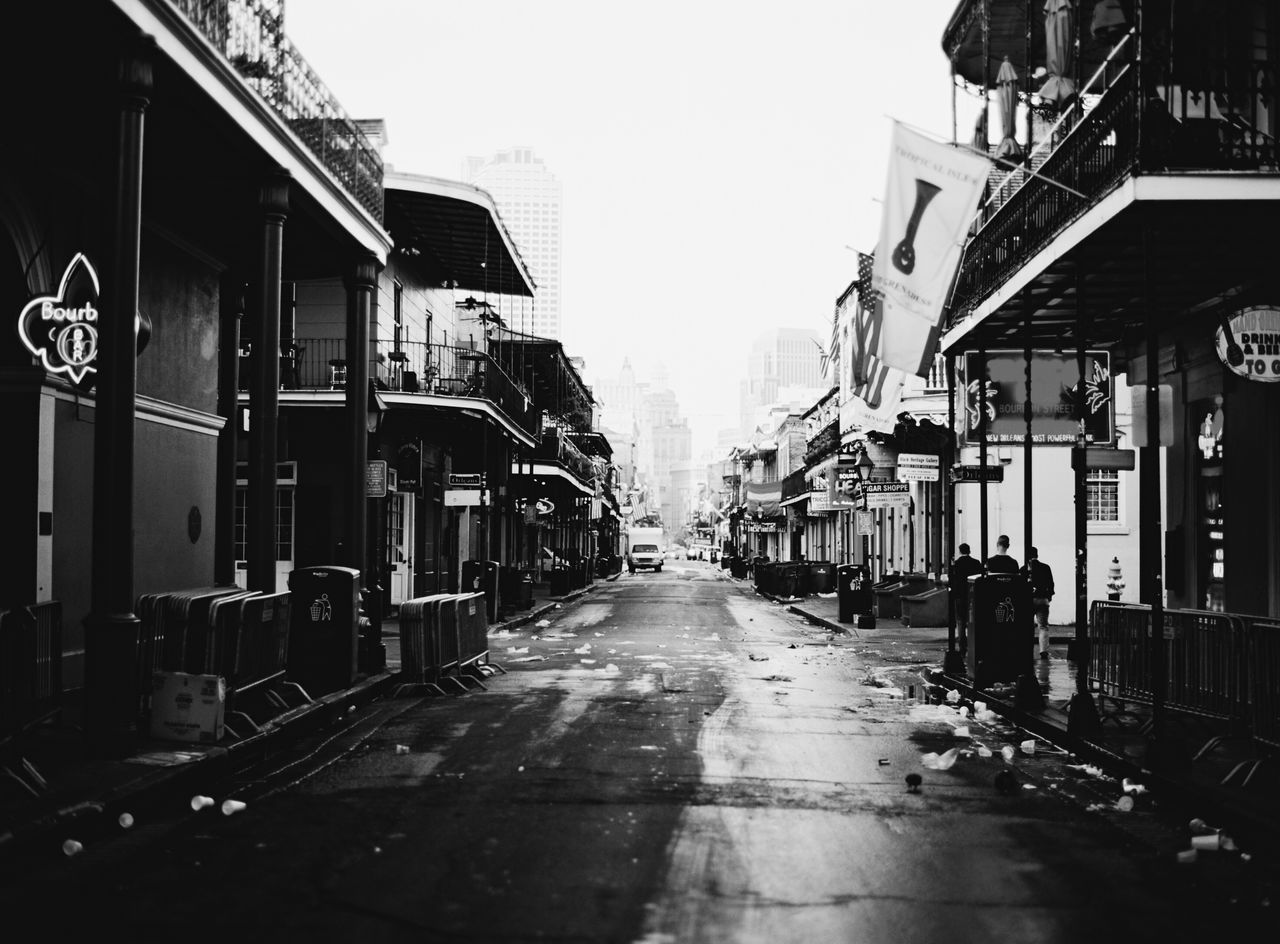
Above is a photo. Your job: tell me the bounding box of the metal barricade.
[456,591,504,682]
[397,593,452,694]
[0,601,63,797]
[1244,617,1280,754]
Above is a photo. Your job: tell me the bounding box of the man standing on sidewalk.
[1023,546,1055,658]
[985,534,1020,574]
[948,543,983,645]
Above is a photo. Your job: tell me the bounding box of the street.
[1,561,1273,942]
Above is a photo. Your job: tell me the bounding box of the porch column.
[85,39,151,745]
[343,255,378,579]
[247,172,289,593]
[215,273,244,586]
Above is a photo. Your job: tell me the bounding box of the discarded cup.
[1001,746,1016,762]
[1191,834,1221,851]
[221,799,247,816]
[62,839,83,857]
[921,748,959,770]
[1176,849,1198,865]
[958,706,970,718]
[977,746,993,758]
[954,726,971,738]
[190,795,215,811]
[1020,739,1036,755]
[974,701,987,713]
[945,689,961,704]
[1121,778,1148,796]
[395,744,410,755]
[118,813,134,829]
[1116,795,1135,812]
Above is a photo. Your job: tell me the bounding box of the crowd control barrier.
[396,592,505,697]
[0,601,63,797]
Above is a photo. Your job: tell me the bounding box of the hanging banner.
[872,124,991,378]
[962,350,1113,445]
[840,251,906,434]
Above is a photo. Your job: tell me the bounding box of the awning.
[510,461,594,496]
[780,493,809,508]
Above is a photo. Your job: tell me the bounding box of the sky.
[287,0,973,458]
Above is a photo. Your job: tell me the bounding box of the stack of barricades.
[396,592,506,697]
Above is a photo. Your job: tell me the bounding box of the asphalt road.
[1,561,1273,941]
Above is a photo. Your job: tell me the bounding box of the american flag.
[818,301,840,382]
[849,250,893,409]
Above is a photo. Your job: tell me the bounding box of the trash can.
[837,564,873,624]
[550,566,571,597]
[287,565,360,696]
[461,560,500,623]
[807,562,836,595]
[774,562,800,598]
[966,572,1033,687]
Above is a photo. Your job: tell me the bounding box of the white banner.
[872,123,990,377]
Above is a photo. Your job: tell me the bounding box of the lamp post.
[855,450,875,574]
[364,382,386,673]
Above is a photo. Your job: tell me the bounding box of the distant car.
[627,543,663,573]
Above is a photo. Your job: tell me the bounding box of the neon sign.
[18,253,101,385]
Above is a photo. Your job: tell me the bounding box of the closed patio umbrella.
[1039,0,1076,107]
[996,56,1023,162]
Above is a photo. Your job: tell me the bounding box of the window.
[1086,469,1120,522]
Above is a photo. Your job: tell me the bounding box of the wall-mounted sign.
[807,490,834,513]
[396,443,421,491]
[1216,306,1280,382]
[448,472,484,488]
[897,452,940,482]
[830,456,859,509]
[536,498,555,516]
[962,351,1113,445]
[444,489,482,507]
[366,460,388,498]
[856,511,876,535]
[18,253,101,386]
[863,481,911,509]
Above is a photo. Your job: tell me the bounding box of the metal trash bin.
[461,559,500,623]
[807,562,836,595]
[774,562,800,598]
[837,564,874,624]
[287,565,360,696]
[550,566,571,597]
[966,572,1033,687]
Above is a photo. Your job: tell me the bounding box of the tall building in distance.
[738,327,826,437]
[462,147,562,338]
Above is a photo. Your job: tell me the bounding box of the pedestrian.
[1023,546,1055,658]
[985,534,1020,574]
[948,543,983,640]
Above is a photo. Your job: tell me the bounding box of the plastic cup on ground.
[190,795,215,811]
[62,839,83,857]
[221,799,247,816]
[1001,745,1016,762]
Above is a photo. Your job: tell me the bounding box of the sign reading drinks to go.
[18,253,101,386]
[1217,306,1280,382]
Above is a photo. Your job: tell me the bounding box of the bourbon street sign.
[18,253,101,385]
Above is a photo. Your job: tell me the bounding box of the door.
[387,491,415,605]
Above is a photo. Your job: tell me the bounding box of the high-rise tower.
[462,147,562,338]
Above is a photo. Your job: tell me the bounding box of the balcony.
[174,0,383,222]
[241,338,537,436]
[948,23,1280,326]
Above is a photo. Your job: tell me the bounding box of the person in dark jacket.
[1023,546,1055,658]
[985,534,1020,574]
[948,543,984,644]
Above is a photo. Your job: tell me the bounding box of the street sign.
[856,510,875,534]
[950,464,1004,483]
[448,472,484,488]
[365,460,387,498]
[897,452,940,482]
[863,481,911,509]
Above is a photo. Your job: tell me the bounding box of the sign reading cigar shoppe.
[18,253,101,385]
[1217,306,1280,382]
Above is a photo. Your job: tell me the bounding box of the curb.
[786,605,857,637]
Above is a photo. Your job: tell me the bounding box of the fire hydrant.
[1106,556,1125,601]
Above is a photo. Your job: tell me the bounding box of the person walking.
[985,534,1020,574]
[1023,546,1056,658]
[948,543,984,644]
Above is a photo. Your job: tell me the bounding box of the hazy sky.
[287,0,973,456]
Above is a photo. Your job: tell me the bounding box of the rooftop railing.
[173,0,384,222]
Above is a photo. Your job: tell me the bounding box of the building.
[462,147,562,339]
[739,327,826,438]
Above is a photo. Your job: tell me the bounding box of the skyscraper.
[462,147,563,339]
[738,327,826,436]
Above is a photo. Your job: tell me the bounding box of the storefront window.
[1194,396,1225,612]
[1086,469,1120,522]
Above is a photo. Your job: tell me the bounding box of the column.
[247,172,289,593]
[214,273,244,587]
[85,39,152,744]
[343,255,379,578]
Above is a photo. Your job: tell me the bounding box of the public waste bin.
[550,566,571,597]
[774,562,801,598]
[837,564,874,624]
[965,572,1033,687]
[807,562,836,595]
[461,560,500,623]
[287,565,360,696]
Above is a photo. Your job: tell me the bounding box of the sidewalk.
[759,581,1280,852]
[0,574,610,866]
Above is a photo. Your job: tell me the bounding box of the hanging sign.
[18,253,101,386]
[1216,306,1280,382]
[396,443,421,491]
[962,351,1113,445]
[535,498,555,516]
[950,464,1004,483]
[444,489,481,507]
[856,511,876,535]
[897,453,940,482]
[449,472,484,487]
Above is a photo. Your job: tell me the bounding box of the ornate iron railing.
[173,0,384,222]
[241,338,537,436]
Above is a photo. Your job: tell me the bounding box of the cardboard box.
[150,671,226,743]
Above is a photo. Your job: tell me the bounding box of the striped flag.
[835,249,905,433]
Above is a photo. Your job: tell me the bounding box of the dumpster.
[461,559,500,623]
[774,562,801,598]
[550,566,571,597]
[837,564,874,624]
[500,566,533,610]
[287,565,360,696]
[966,572,1033,687]
[807,562,836,595]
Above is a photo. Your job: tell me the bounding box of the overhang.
[511,462,594,497]
[384,171,535,297]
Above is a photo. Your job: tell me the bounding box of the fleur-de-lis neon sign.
[18,253,101,385]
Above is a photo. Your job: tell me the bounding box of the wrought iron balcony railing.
[174,0,384,222]
[240,338,537,436]
[949,24,1280,324]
